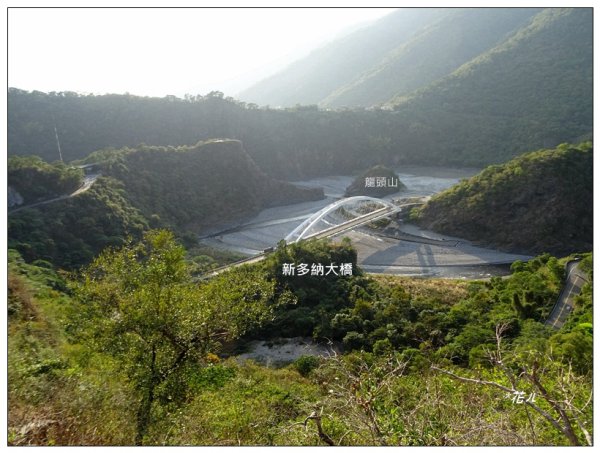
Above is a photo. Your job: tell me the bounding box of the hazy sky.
[8,8,396,98]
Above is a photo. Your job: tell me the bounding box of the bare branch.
[430,365,569,443]
[523,363,580,446]
[304,410,335,446]
[431,365,514,394]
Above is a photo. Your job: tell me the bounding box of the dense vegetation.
[387,8,593,165]
[7,139,322,269]
[8,156,83,206]
[7,177,148,268]
[8,235,592,446]
[257,238,361,339]
[412,142,593,255]
[6,7,593,447]
[91,139,323,231]
[344,165,405,197]
[8,7,592,180]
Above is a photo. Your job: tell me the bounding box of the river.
[199,166,531,279]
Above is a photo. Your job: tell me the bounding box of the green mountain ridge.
[95,139,324,231]
[8,156,84,205]
[8,140,323,268]
[322,8,542,108]
[239,7,590,112]
[384,8,592,164]
[6,7,595,447]
[237,8,448,107]
[8,8,591,179]
[411,142,593,255]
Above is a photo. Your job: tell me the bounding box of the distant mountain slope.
[411,143,593,255]
[239,8,543,108]
[322,8,541,108]
[386,8,593,164]
[237,8,447,107]
[239,8,591,130]
[7,9,592,178]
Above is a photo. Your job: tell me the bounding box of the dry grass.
[372,275,471,305]
[8,272,39,321]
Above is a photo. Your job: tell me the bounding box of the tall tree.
[69,230,288,444]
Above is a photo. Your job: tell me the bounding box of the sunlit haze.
[8,8,396,98]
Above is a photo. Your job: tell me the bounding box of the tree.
[69,230,287,444]
[431,323,592,446]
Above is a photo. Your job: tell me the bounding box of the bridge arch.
[285,196,395,243]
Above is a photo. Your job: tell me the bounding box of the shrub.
[294,355,320,377]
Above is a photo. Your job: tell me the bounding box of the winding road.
[545,260,589,329]
[8,174,100,215]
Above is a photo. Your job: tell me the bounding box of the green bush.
[294,355,320,377]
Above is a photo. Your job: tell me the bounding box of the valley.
[6,6,593,448]
[200,166,530,279]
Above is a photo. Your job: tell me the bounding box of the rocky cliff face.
[8,186,24,208]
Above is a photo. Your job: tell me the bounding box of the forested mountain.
[240,8,543,108]
[387,8,593,163]
[7,77,592,180]
[7,90,381,178]
[92,139,323,231]
[8,156,83,205]
[238,8,592,111]
[237,8,448,107]
[8,140,322,268]
[7,8,592,177]
[8,177,149,268]
[7,7,594,447]
[6,7,592,178]
[412,143,593,255]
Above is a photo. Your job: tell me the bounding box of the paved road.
[8,174,99,215]
[545,260,589,329]
[309,206,399,241]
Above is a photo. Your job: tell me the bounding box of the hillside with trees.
[8,235,593,445]
[8,177,149,268]
[239,8,540,108]
[7,9,593,178]
[7,139,323,269]
[239,8,590,117]
[90,139,324,231]
[387,8,593,165]
[6,6,593,447]
[7,89,381,178]
[411,143,593,255]
[8,156,83,206]
[320,8,541,107]
[344,165,405,197]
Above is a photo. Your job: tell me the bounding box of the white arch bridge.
[285,196,400,243]
[199,196,402,279]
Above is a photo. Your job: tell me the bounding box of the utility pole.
[54,124,64,162]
